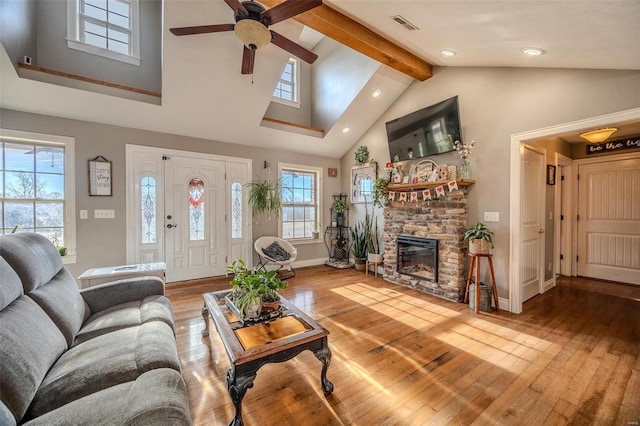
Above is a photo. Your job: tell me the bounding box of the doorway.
[125,145,252,282]
[509,107,640,313]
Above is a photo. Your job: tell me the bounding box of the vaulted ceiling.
[1,0,638,158]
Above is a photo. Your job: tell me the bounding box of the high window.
[272,58,299,106]
[279,164,322,240]
[67,0,141,65]
[0,129,76,263]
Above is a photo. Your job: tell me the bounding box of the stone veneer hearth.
[382,185,470,302]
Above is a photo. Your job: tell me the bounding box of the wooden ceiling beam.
[260,0,433,81]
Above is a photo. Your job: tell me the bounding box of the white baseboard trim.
[543,277,556,292]
[498,297,512,312]
[292,258,329,269]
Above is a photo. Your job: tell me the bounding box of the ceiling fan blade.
[224,0,248,16]
[170,24,234,36]
[261,0,323,26]
[241,46,256,74]
[270,31,318,64]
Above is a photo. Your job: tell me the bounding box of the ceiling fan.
[170,0,322,74]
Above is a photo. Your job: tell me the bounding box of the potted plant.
[464,222,494,254]
[50,232,67,256]
[246,177,282,218]
[354,145,369,164]
[332,198,347,227]
[367,213,383,264]
[372,177,389,209]
[225,259,287,320]
[350,219,370,271]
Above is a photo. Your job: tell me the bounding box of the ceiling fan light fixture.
[579,127,618,143]
[234,19,271,49]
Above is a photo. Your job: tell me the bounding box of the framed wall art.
[89,156,112,196]
[351,162,377,204]
[546,164,556,185]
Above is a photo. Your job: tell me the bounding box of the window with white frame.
[279,164,321,240]
[272,58,299,106]
[0,129,77,263]
[67,0,141,66]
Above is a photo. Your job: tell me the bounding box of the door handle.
[538,228,545,234]
[167,224,178,229]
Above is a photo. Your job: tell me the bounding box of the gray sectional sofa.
[0,233,192,425]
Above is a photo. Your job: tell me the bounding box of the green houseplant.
[225,259,287,319]
[246,178,282,218]
[372,177,389,209]
[50,232,67,256]
[332,198,347,227]
[350,218,371,271]
[463,222,494,255]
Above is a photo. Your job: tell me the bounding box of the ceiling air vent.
[392,15,419,31]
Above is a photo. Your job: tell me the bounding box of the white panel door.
[164,155,227,282]
[578,158,640,285]
[521,145,546,302]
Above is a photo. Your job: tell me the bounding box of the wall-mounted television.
[385,96,462,162]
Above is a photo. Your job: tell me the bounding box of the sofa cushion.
[27,321,181,418]
[0,257,23,311]
[0,233,63,293]
[74,295,175,346]
[27,268,89,347]
[0,297,67,423]
[23,369,191,426]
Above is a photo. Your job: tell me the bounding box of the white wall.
[343,66,640,300]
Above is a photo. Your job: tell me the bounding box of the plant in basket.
[463,222,494,255]
[225,259,287,320]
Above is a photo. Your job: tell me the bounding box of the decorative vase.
[458,160,471,179]
[336,214,345,227]
[354,257,366,271]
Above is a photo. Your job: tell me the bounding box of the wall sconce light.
[579,127,618,143]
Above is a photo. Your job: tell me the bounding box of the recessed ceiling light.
[522,48,543,56]
[342,127,351,134]
[441,50,456,57]
[371,89,382,98]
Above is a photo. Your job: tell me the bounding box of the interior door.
[164,155,227,282]
[521,145,546,302]
[577,157,640,285]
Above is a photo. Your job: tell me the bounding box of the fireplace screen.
[396,235,438,282]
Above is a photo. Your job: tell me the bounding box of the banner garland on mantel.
[387,180,462,203]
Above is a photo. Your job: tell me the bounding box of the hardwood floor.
[166,267,640,425]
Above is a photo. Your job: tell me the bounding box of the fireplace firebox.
[396,236,438,282]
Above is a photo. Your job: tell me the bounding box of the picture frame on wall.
[351,162,377,203]
[89,156,112,196]
[546,164,556,186]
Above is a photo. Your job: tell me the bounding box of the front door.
[521,145,546,302]
[126,145,252,283]
[164,155,227,282]
[577,157,640,285]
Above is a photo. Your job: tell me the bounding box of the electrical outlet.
[95,209,115,219]
[80,210,88,219]
[483,212,499,222]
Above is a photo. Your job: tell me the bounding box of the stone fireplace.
[382,184,471,302]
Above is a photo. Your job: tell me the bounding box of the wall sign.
[89,156,112,196]
[586,137,640,155]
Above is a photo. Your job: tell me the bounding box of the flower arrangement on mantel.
[454,140,475,179]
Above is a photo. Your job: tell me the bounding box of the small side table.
[365,259,381,277]
[77,262,166,289]
[463,254,500,313]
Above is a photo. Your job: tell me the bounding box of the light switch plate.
[80,210,88,219]
[483,211,499,222]
[95,209,115,219]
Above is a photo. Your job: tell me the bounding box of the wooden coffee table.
[202,290,333,426]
